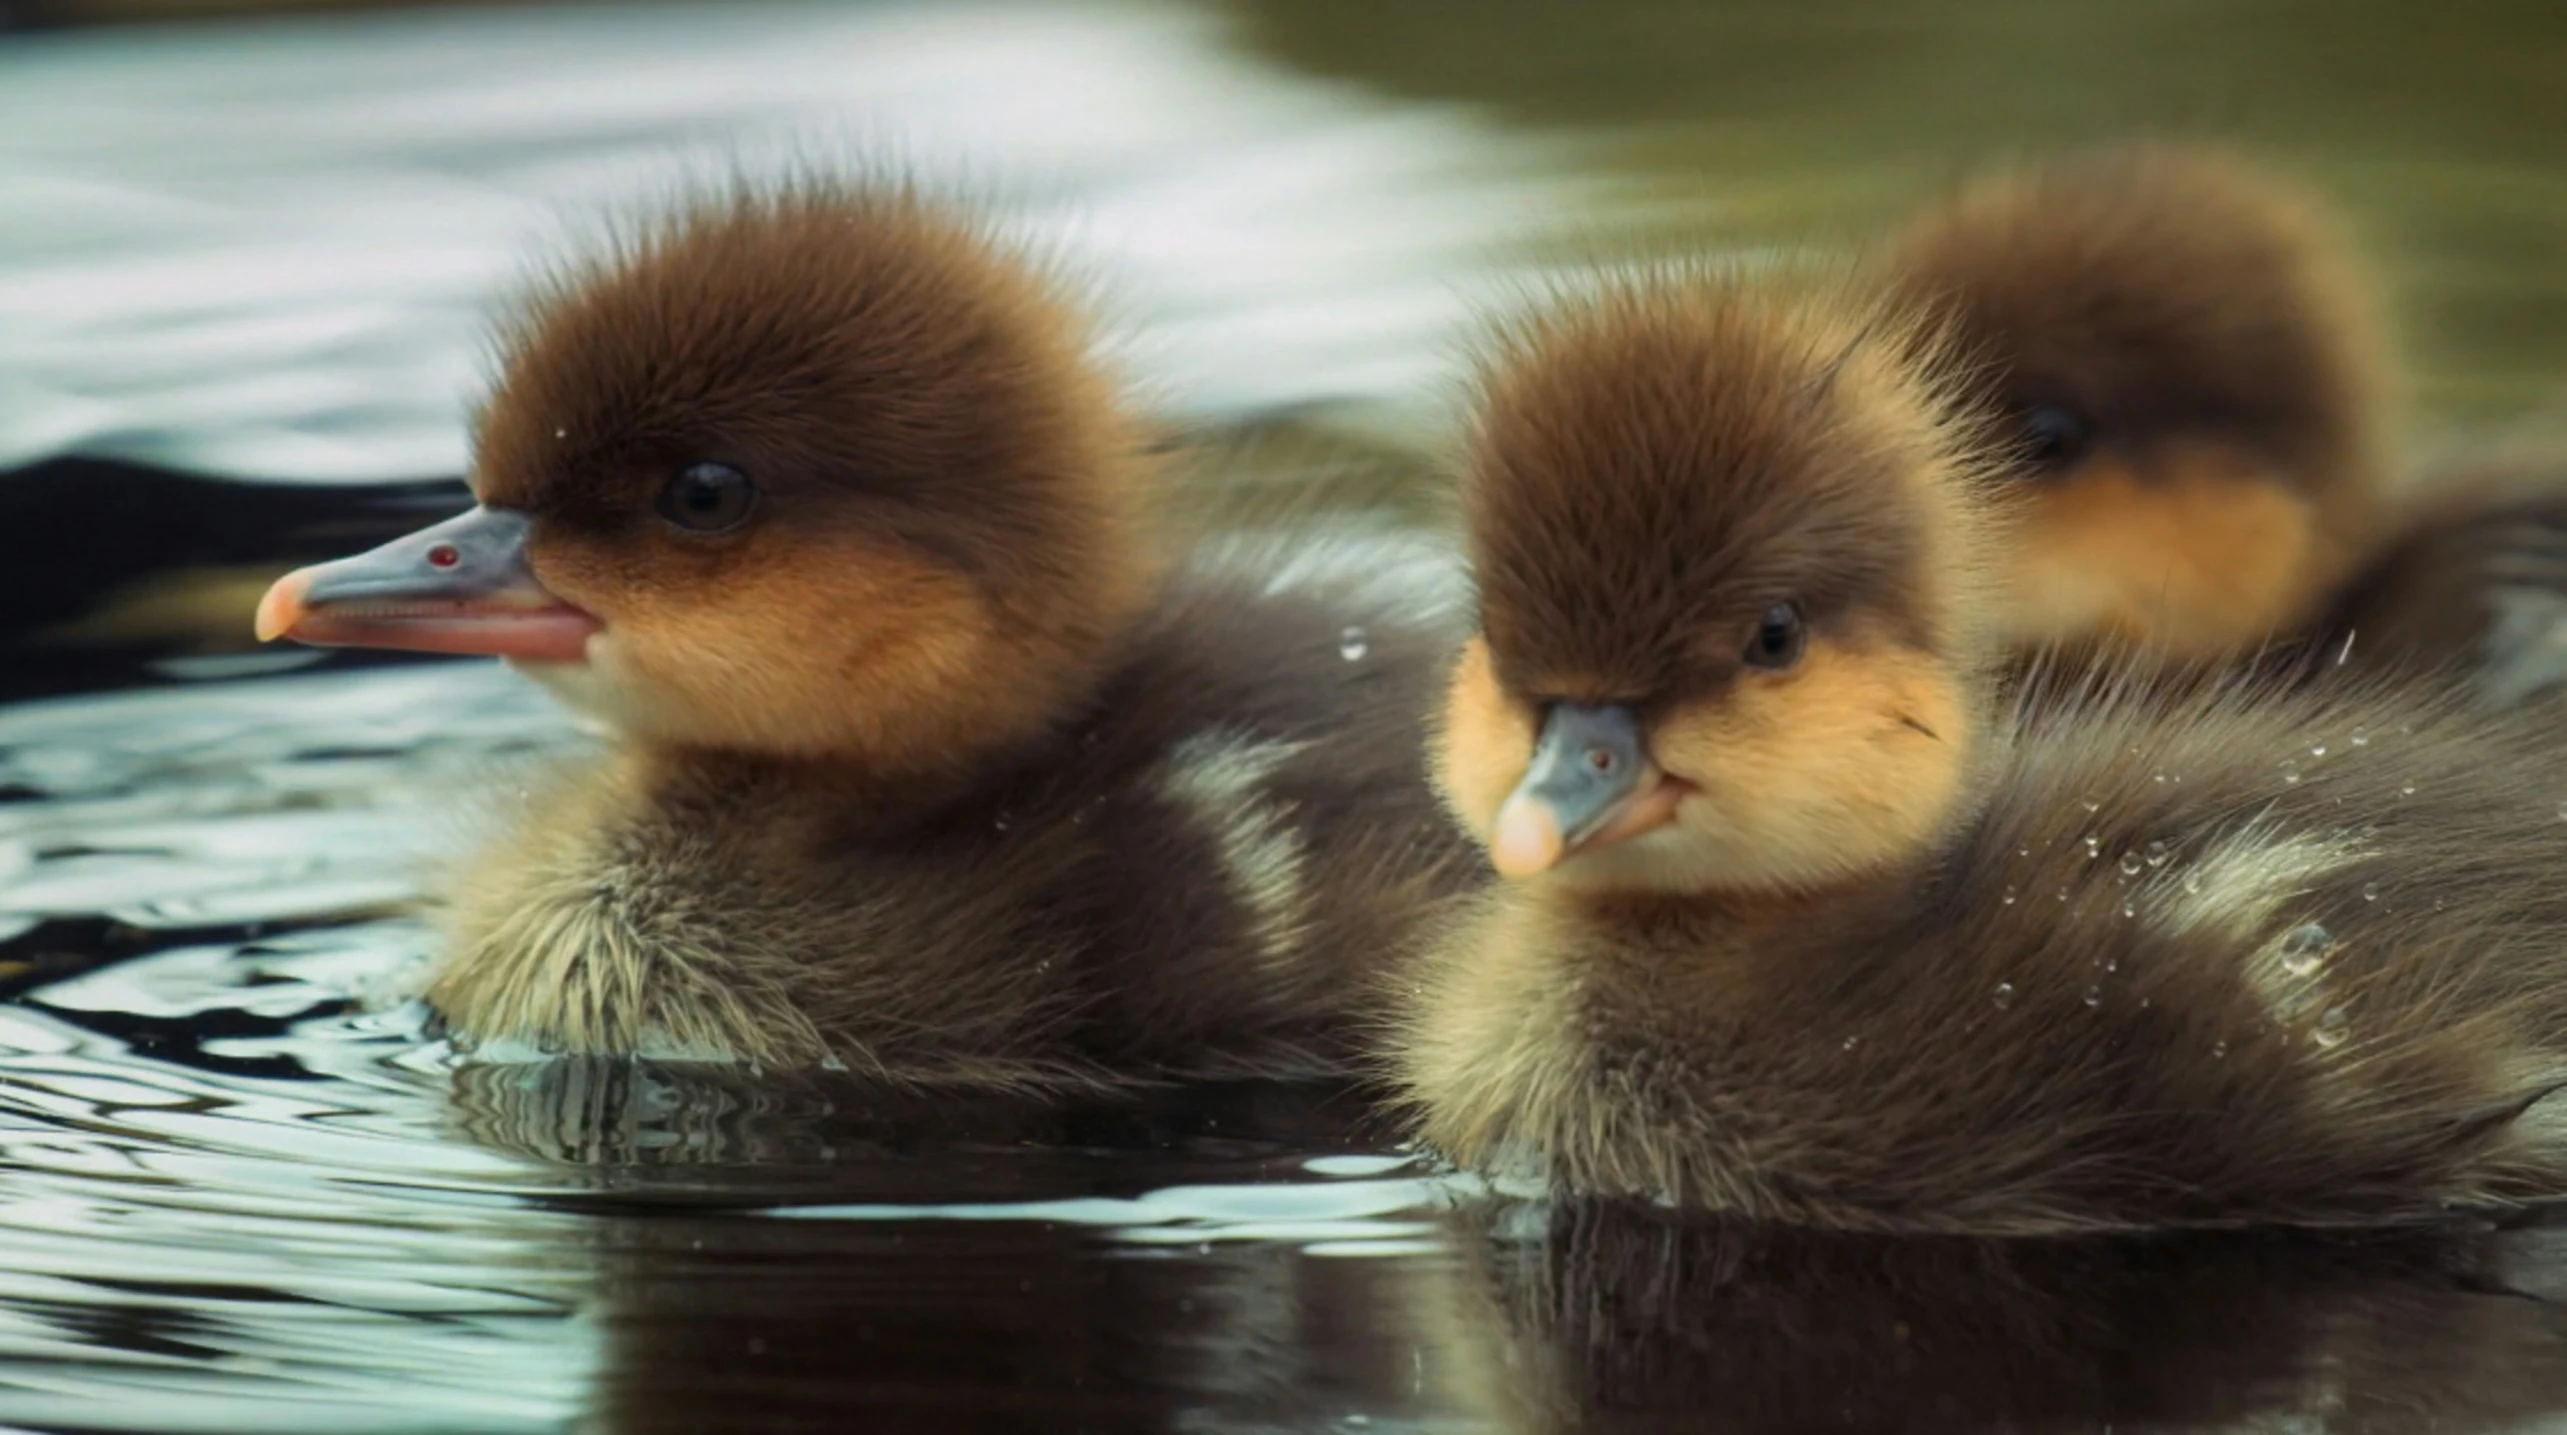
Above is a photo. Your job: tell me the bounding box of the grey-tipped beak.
[1488,703,1681,878]
[254,505,597,663]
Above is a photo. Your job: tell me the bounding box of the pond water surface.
[9,2,2567,1430]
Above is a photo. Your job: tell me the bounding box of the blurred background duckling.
[255,177,1477,1088]
[1397,269,2567,1233]
[1879,143,2567,696]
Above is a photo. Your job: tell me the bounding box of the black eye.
[1744,601,1805,671]
[2017,403,2094,473]
[657,462,757,533]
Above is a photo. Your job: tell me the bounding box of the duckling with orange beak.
[1400,270,2567,1233]
[259,180,1477,1085]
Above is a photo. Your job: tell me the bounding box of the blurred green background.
[16,0,2567,421]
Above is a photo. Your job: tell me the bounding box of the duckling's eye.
[657,462,757,533]
[2017,403,2094,473]
[1743,601,1805,671]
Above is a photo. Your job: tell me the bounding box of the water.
[8,0,2567,1429]
[2278,922,2335,978]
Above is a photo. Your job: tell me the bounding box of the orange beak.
[254,505,598,664]
[1487,702,1684,878]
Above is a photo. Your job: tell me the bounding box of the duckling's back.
[2310,450,2567,706]
[1904,670,2567,1226]
[908,526,1482,1076]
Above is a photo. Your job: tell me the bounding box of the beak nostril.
[426,543,462,570]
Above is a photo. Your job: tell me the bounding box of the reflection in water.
[550,1078,1453,1434]
[1407,1201,2567,1434]
[5,0,2567,1428]
[0,669,594,1431]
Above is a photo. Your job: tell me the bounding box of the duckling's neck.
[622,737,1025,844]
[1554,854,1938,927]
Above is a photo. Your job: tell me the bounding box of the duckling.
[1396,271,2567,1233]
[255,179,1477,1086]
[1873,144,2397,666]
[1878,145,2567,700]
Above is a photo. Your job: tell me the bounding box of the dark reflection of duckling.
[1402,270,2567,1232]
[582,1202,1444,1435]
[1401,1200,2567,1435]
[1879,144,2567,696]
[252,179,1477,1085]
[506,1074,1447,1434]
[443,1058,1375,1180]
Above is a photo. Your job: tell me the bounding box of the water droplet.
[2081,798,2102,814]
[2312,1006,2351,1049]
[1338,627,1370,662]
[2056,886,2072,902]
[1842,1035,1860,1052]
[2278,759,2301,785]
[2212,1040,2229,1059]
[2143,840,2170,868]
[2152,771,2170,786]
[2399,781,2417,798]
[2119,853,2143,876]
[2361,882,2379,902]
[2017,845,2031,859]
[2555,799,2567,823]
[993,815,1010,832]
[2083,835,2102,860]
[2120,898,2137,918]
[2082,986,2102,1008]
[2349,727,2370,748]
[2310,743,2328,759]
[2000,885,2017,906]
[2104,957,2120,973]
[552,426,568,440]
[2181,870,2204,896]
[2278,922,2332,977]
[1992,981,2015,1010]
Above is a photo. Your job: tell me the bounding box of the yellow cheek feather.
[545,530,1017,773]
[1435,638,1536,847]
[1652,635,1969,891]
[2001,452,2325,660]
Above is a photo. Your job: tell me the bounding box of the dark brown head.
[257,180,1156,779]
[1876,145,2393,659]
[1438,272,1998,894]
